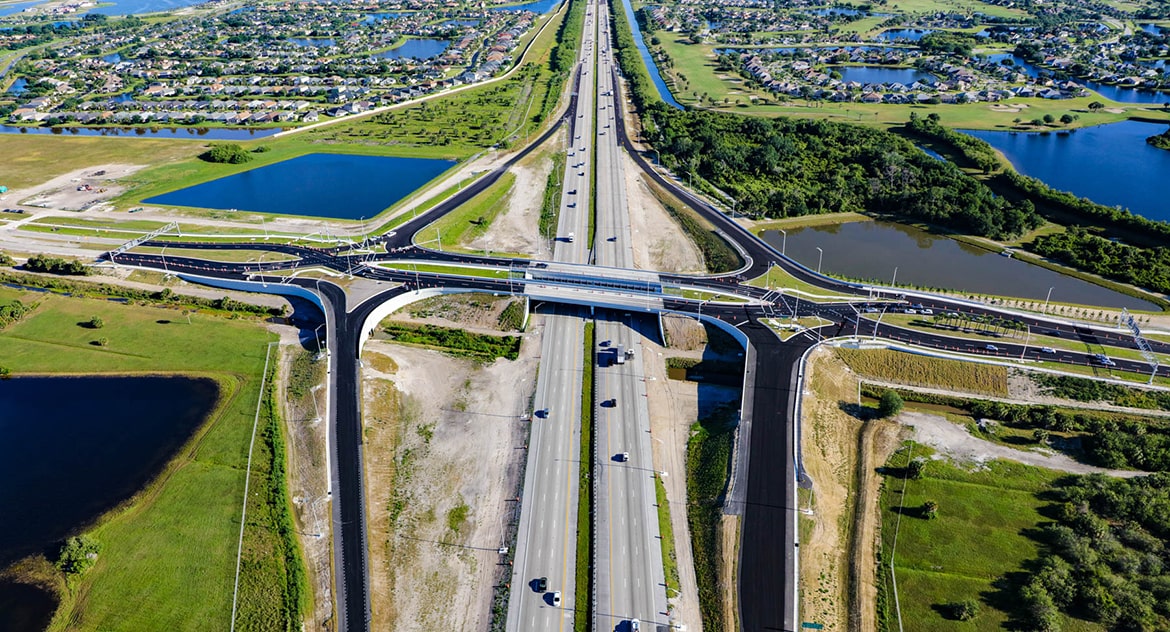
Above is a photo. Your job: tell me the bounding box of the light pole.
[1043,286,1054,313]
[161,244,169,274]
[1020,324,1032,360]
[778,228,787,256]
[815,246,823,275]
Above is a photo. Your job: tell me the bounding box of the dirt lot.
[360,321,539,631]
[799,348,902,632]
[13,164,145,211]
[390,292,524,334]
[467,140,557,260]
[622,152,705,274]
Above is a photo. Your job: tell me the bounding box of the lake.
[984,53,1170,104]
[0,124,280,139]
[288,37,336,48]
[964,120,1170,223]
[87,0,207,15]
[618,0,683,109]
[876,28,933,41]
[6,77,27,95]
[762,220,1158,310]
[144,153,456,219]
[490,0,562,12]
[0,0,42,16]
[373,38,450,59]
[835,65,930,85]
[0,376,219,630]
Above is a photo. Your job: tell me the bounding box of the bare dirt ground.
[467,138,557,260]
[643,319,743,631]
[799,348,857,632]
[13,164,146,211]
[852,416,903,632]
[898,411,1145,477]
[389,291,524,334]
[360,326,539,631]
[622,152,705,274]
[278,345,333,631]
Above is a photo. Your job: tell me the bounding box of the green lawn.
[879,445,1099,632]
[426,172,517,252]
[0,286,292,631]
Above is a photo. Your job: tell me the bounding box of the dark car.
[536,577,548,592]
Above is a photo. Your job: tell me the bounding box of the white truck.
[615,345,626,364]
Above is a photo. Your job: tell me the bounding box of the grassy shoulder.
[835,347,1010,397]
[0,134,199,191]
[686,403,738,632]
[426,172,517,252]
[378,322,521,361]
[0,284,300,631]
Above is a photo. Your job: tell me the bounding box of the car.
[578,171,585,176]
[579,147,586,151]
[536,577,548,592]
[985,344,999,352]
[618,452,630,462]
[568,189,576,195]
[551,591,562,607]
[920,308,933,315]
[630,620,640,632]
[1040,347,1056,354]
[911,303,925,310]
[905,309,918,315]
[863,307,879,313]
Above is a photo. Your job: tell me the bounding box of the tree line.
[1029,226,1170,295]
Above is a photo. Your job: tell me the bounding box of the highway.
[589,1,670,630]
[505,2,599,629]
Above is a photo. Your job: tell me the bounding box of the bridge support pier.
[521,295,530,330]
[657,313,666,347]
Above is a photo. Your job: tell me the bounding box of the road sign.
[802,623,824,630]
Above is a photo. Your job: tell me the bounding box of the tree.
[907,458,925,480]
[1043,114,1056,124]
[56,535,101,577]
[1088,100,1105,111]
[923,500,939,519]
[878,390,904,417]
[1034,428,1050,444]
[1059,113,1075,125]
[97,337,109,347]
[88,316,104,329]
[199,143,253,164]
[941,599,980,621]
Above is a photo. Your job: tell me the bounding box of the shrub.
[878,390,904,418]
[56,535,101,577]
[941,599,980,620]
[88,315,104,329]
[199,143,253,164]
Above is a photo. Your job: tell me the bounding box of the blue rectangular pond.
[144,153,457,219]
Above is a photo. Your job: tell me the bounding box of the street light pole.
[778,228,787,256]
[1043,286,1054,313]
[815,246,823,275]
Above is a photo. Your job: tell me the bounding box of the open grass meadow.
[0,133,200,191]
[834,347,1009,397]
[0,285,305,631]
[878,444,1102,632]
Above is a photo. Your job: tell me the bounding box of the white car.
[1040,347,1056,354]
[551,591,562,607]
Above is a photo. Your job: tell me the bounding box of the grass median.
[575,321,595,632]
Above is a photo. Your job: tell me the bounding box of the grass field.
[0,134,199,191]
[878,444,1100,632]
[379,262,512,280]
[426,172,517,252]
[0,285,295,631]
[835,347,1010,397]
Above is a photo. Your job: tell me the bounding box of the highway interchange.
[96,1,1170,630]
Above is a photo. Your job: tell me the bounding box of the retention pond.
[0,375,219,631]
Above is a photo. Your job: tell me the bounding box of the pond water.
[964,120,1170,223]
[6,77,27,95]
[807,7,863,15]
[373,38,450,59]
[490,0,562,12]
[0,124,281,139]
[916,144,946,160]
[144,153,456,219]
[619,0,683,109]
[101,51,123,63]
[362,11,401,24]
[985,53,1170,104]
[87,0,207,15]
[0,375,219,630]
[876,28,933,41]
[288,37,336,47]
[442,18,479,27]
[1142,23,1165,35]
[717,45,904,56]
[762,221,1158,310]
[834,65,930,85]
[0,0,43,17]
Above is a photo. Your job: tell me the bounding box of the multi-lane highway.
[506,2,600,629]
